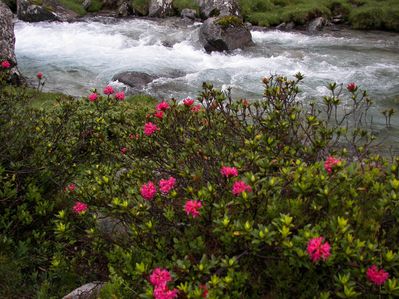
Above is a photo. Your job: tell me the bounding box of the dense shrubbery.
[1,61,399,298]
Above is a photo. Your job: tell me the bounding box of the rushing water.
[14,17,399,147]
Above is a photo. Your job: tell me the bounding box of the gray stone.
[181,8,196,20]
[112,71,158,91]
[62,282,104,299]
[117,1,131,17]
[199,17,253,52]
[196,0,240,19]
[148,0,174,17]
[17,0,78,22]
[96,215,129,242]
[0,1,21,83]
[276,21,295,31]
[307,17,326,32]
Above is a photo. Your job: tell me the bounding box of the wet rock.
[197,0,240,19]
[118,1,132,17]
[276,21,295,30]
[0,1,21,84]
[148,0,174,17]
[307,17,326,32]
[181,8,196,20]
[112,71,158,91]
[62,282,104,299]
[17,0,78,22]
[199,17,253,52]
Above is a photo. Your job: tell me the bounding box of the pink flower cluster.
[306,237,331,263]
[88,93,98,102]
[220,166,238,178]
[67,183,76,192]
[140,181,157,200]
[159,177,176,194]
[37,72,43,80]
[184,200,203,218]
[73,201,88,214]
[183,98,195,106]
[103,85,114,95]
[324,156,341,174]
[191,104,202,112]
[150,268,178,299]
[232,180,252,196]
[1,60,10,69]
[156,101,170,112]
[120,147,128,155]
[367,265,389,286]
[154,111,164,119]
[115,91,125,101]
[347,82,357,92]
[144,122,159,136]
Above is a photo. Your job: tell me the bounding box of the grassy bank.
[239,0,399,31]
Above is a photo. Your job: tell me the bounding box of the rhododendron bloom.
[220,166,238,178]
[199,284,208,298]
[67,183,76,192]
[306,237,331,262]
[159,177,176,194]
[156,101,170,111]
[347,82,357,92]
[367,265,389,286]
[1,60,10,69]
[232,181,252,196]
[150,268,172,286]
[154,111,164,119]
[324,156,341,174]
[144,122,159,136]
[103,85,114,95]
[115,91,125,101]
[183,98,195,106]
[184,200,203,218]
[191,104,202,112]
[88,93,98,102]
[153,285,178,299]
[140,181,157,200]
[120,147,127,155]
[129,133,139,140]
[36,72,43,79]
[73,202,88,214]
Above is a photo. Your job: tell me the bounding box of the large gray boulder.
[17,0,78,22]
[197,0,240,18]
[0,1,21,83]
[199,17,253,52]
[112,71,158,93]
[62,282,104,299]
[148,0,174,17]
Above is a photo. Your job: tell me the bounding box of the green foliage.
[216,16,244,28]
[172,0,199,14]
[132,0,150,16]
[58,0,86,15]
[86,0,103,13]
[1,65,399,298]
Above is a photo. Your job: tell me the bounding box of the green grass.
[131,0,150,16]
[57,0,86,16]
[86,0,103,13]
[172,0,199,14]
[238,0,399,31]
[216,16,244,28]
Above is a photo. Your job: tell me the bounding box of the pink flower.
[156,101,170,111]
[144,122,159,136]
[191,104,202,112]
[140,181,157,200]
[129,133,139,140]
[150,268,172,286]
[36,72,43,80]
[103,85,114,95]
[153,285,178,299]
[88,93,98,102]
[324,156,341,174]
[120,147,127,155]
[67,183,76,192]
[73,201,88,214]
[199,285,208,298]
[220,166,238,178]
[1,60,10,69]
[306,237,331,263]
[184,200,203,218]
[115,91,125,101]
[232,181,252,196]
[367,265,389,286]
[183,98,195,106]
[154,111,164,119]
[159,177,176,194]
[347,82,357,92]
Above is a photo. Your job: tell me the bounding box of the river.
[14,17,399,148]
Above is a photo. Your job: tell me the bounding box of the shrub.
[172,0,199,14]
[132,0,150,16]
[216,16,244,28]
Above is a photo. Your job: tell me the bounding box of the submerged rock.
[307,17,327,32]
[181,8,196,20]
[199,16,253,52]
[197,0,240,19]
[148,0,174,17]
[0,1,21,83]
[112,71,158,92]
